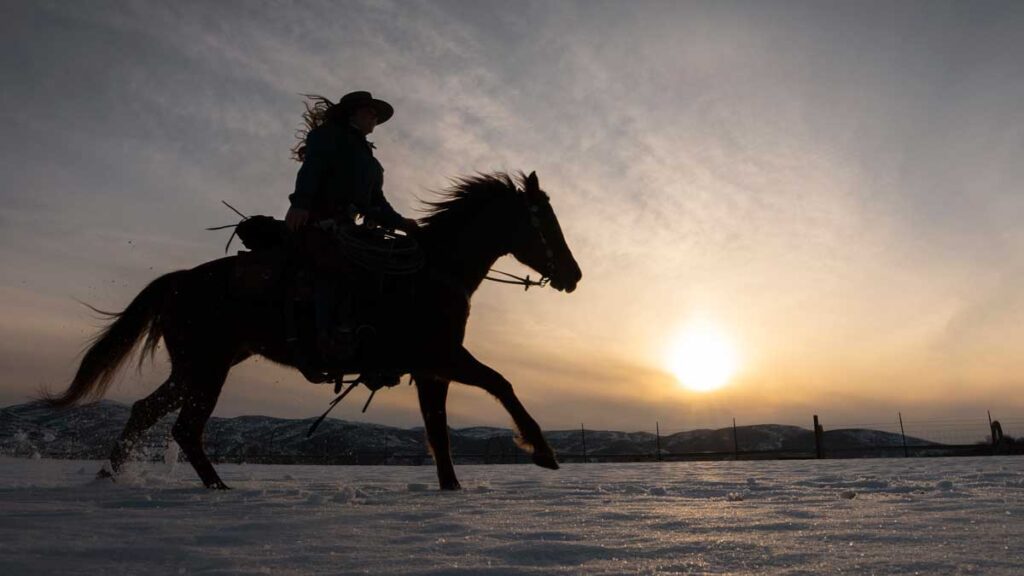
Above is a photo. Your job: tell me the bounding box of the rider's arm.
[364,189,406,229]
[336,135,407,230]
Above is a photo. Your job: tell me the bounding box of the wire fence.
[5,409,1022,465]
[188,411,1024,466]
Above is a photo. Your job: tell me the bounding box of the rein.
[484,269,549,290]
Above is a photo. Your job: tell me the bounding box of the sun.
[665,323,739,392]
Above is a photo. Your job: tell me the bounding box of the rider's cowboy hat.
[336,91,394,124]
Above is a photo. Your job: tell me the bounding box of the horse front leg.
[441,347,558,470]
[415,375,460,490]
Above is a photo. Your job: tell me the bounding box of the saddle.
[228,216,419,388]
[228,218,378,300]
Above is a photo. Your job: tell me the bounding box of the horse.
[45,171,582,490]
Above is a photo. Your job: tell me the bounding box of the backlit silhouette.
[45,172,582,490]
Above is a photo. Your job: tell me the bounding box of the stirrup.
[360,370,403,391]
[295,356,333,384]
[293,344,338,384]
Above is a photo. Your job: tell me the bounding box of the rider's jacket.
[289,122,404,228]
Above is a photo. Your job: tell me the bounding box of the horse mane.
[420,172,525,233]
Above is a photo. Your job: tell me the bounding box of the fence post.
[732,418,740,459]
[269,426,278,464]
[988,411,998,455]
[813,415,824,459]
[898,412,908,457]
[991,420,1004,446]
[581,423,588,463]
[655,421,662,462]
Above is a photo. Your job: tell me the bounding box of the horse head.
[510,171,582,293]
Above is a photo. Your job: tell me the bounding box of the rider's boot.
[285,283,330,383]
[353,325,402,391]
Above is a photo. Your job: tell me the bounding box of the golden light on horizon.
[665,322,740,392]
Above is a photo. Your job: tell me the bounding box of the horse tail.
[43,270,188,408]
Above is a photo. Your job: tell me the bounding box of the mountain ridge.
[0,399,939,463]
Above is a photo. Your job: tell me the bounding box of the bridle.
[483,189,556,291]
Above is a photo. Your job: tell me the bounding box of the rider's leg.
[314,274,336,345]
[311,233,355,365]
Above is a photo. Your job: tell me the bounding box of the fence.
[189,411,1024,466]
[7,408,1021,465]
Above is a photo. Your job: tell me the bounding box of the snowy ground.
[1,456,1022,575]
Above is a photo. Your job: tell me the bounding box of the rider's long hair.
[290,94,347,162]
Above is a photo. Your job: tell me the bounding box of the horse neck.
[420,220,508,297]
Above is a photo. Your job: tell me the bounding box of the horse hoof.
[96,468,115,481]
[206,481,232,490]
[532,450,560,470]
[440,480,462,491]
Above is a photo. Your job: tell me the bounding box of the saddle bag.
[236,215,289,252]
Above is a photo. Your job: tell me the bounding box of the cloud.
[3,1,1024,425]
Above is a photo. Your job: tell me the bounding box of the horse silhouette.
[46,171,582,490]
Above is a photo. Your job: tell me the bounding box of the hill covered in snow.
[0,400,947,463]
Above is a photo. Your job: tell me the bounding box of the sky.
[2,0,1023,434]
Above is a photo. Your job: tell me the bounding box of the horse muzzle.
[549,265,581,293]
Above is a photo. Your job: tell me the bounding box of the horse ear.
[525,171,539,190]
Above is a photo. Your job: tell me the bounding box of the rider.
[285,91,418,369]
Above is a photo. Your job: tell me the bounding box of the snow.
[1,456,1022,574]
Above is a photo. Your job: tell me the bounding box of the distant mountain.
[0,400,939,464]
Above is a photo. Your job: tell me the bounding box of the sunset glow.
[3,2,1023,430]
[666,323,739,392]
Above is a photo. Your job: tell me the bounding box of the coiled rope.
[319,220,423,276]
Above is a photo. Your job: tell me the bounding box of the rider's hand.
[285,207,310,231]
[398,218,420,235]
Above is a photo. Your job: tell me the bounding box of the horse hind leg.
[101,374,185,479]
[172,362,231,489]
